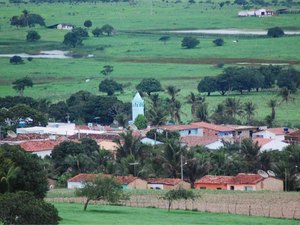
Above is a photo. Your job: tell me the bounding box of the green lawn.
[53,202,299,225]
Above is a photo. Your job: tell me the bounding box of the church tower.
[132,92,144,122]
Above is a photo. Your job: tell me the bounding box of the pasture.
[0,0,300,125]
[53,202,300,225]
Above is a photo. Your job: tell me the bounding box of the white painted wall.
[32,150,52,159]
[67,181,84,189]
[260,140,289,152]
[206,140,224,150]
[148,184,164,190]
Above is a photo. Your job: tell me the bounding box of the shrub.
[267,27,285,38]
[213,38,224,46]
[181,37,199,49]
[26,30,41,42]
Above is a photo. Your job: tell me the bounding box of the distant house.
[253,127,296,142]
[253,138,289,152]
[140,137,163,145]
[47,23,74,30]
[18,140,61,158]
[147,178,191,190]
[195,173,283,191]
[285,130,300,143]
[180,135,223,150]
[191,122,235,137]
[238,9,273,17]
[67,173,147,189]
[158,124,203,137]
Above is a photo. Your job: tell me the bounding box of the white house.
[253,138,289,152]
[140,137,163,145]
[253,127,296,141]
[57,23,74,30]
[238,9,273,17]
[132,92,144,122]
[158,124,203,137]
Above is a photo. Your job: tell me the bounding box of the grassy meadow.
[53,202,299,225]
[0,0,300,125]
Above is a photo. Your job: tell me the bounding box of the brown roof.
[19,140,61,152]
[159,124,199,131]
[253,138,272,147]
[3,133,49,141]
[180,136,219,147]
[195,173,265,185]
[195,175,234,184]
[267,128,296,135]
[147,178,184,186]
[67,173,139,185]
[191,122,235,132]
[68,133,119,141]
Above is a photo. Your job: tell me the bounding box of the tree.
[159,36,170,44]
[101,65,114,76]
[195,102,209,122]
[267,27,284,38]
[72,27,89,38]
[134,114,148,130]
[0,144,48,198]
[278,87,295,105]
[84,20,92,29]
[9,55,23,65]
[136,78,163,96]
[162,189,196,212]
[99,79,123,96]
[12,77,33,96]
[277,68,300,92]
[267,99,277,120]
[213,38,224,46]
[26,30,40,42]
[92,27,103,37]
[240,139,261,173]
[224,98,243,119]
[0,191,59,225]
[10,11,45,28]
[243,101,256,122]
[197,77,217,96]
[186,92,205,119]
[101,24,114,36]
[181,36,199,49]
[76,175,127,211]
[63,32,82,47]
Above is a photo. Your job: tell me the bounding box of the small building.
[253,127,296,142]
[147,178,191,190]
[140,137,163,145]
[47,23,74,30]
[67,173,147,189]
[285,130,300,143]
[158,124,203,137]
[18,140,61,158]
[195,173,283,191]
[253,137,289,151]
[191,122,235,137]
[132,92,144,122]
[180,135,223,150]
[238,9,273,17]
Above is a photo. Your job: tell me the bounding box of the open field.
[52,202,300,225]
[47,188,300,219]
[0,1,300,125]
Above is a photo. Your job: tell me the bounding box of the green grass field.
[0,0,300,125]
[53,202,299,225]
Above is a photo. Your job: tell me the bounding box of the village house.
[180,135,223,150]
[285,130,300,143]
[195,173,283,191]
[47,23,74,30]
[253,127,296,141]
[158,124,203,137]
[253,137,289,152]
[67,173,147,189]
[238,9,274,17]
[18,140,61,158]
[191,122,235,137]
[147,178,191,190]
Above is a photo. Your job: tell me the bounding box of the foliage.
[267,27,285,38]
[63,32,83,47]
[213,38,224,46]
[76,175,127,211]
[181,37,199,49]
[134,114,148,130]
[0,144,48,198]
[101,24,114,36]
[9,55,23,65]
[26,30,40,42]
[92,27,103,37]
[101,65,114,76]
[159,36,170,44]
[197,77,217,96]
[0,191,59,225]
[73,27,89,38]
[136,78,163,96]
[12,77,33,96]
[162,189,197,212]
[84,20,92,28]
[99,79,123,95]
[10,10,45,28]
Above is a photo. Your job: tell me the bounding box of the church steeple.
[132,92,144,122]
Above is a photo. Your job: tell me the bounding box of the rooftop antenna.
[267,170,276,177]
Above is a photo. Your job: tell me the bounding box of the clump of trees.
[12,77,33,96]
[101,65,114,76]
[92,24,115,37]
[26,30,40,42]
[181,36,199,49]
[9,55,23,65]
[136,78,163,96]
[99,79,123,96]
[10,10,45,28]
[162,189,197,212]
[267,27,285,38]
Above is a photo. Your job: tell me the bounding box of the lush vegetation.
[53,202,299,225]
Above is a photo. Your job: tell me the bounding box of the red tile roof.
[3,133,49,141]
[191,122,235,132]
[253,138,272,147]
[19,140,61,152]
[180,136,219,147]
[147,178,184,186]
[159,124,199,131]
[267,128,296,135]
[195,175,234,184]
[195,173,265,185]
[67,173,139,185]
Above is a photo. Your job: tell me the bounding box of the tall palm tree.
[186,92,205,119]
[278,87,295,125]
[149,93,160,109]
[173,100,182,124]
[267,99,277,120]
[224,98,243,119]
[243,101,256,122]
[195,102,209,122]
[0,166,20,192]
[166,85,180,102]
[240,139,261,173]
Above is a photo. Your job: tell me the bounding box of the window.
[244,186,253,191]
[230,186,234,190]
[188,130,191,134]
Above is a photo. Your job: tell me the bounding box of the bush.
[26,30,40,42]
[0,191,60,225]
[9,55,23,64]
[134,115,148,130]
[84,20,92,28]
[213,38,224,46]
[267,27,285,38]
[181,37,199,49]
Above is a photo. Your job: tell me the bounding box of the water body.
[165,29,300,35]
[0,50,71,59]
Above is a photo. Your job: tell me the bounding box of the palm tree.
[149,93,160,109]
[0,166,20,192]
[267,99,277,120]
[173,100,182,124]
[243,101,256,122]
[240,139,261,173]
[195,102,209,122]
[186,92,205,119]
[147,106,168,126]
[278,87,295,125]
[224,98,243,119]
[166,85,180,102]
